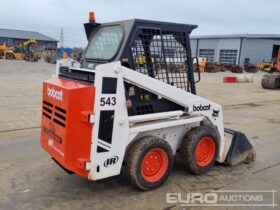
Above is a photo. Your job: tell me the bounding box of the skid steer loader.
[41,12,255,190]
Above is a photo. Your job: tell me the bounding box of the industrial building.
[0,28,58,50]
[190,34,280,65]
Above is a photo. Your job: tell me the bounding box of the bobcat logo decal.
[212,109,220,120]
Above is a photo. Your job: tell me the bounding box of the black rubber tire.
[125,136,174,191]
[262,74,280,89]
[180,126,219,175]
[6,53,14,60]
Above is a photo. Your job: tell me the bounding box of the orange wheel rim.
[195,137,215,167]
[141,148,168,182]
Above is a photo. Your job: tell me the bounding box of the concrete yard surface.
[0,60,53,132]
[0,60,280,210]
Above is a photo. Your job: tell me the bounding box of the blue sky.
[1,0,279,47]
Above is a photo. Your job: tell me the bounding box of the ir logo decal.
[104,156,119,167]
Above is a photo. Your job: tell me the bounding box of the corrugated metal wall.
[240,38,280,65]
[191,38,240,64]
[191,37,280,65]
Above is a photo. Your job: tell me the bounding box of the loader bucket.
[223,128,256,166]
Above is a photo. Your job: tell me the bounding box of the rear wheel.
[125,136,174,190]
[180,126,219,175]
[6,53,14,60]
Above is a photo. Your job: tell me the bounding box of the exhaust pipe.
[223,128,256,166]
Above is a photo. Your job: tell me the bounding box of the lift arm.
[98,62,226,161]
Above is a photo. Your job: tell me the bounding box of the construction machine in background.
[44,49,57,64]
[258,61,272,71]
[41,12,256,190]
[262,48,280,89]
[0,43,26,60]
[0,44,5,58]
[0,39,38,61]
[0,44,6,58]
[23,39,38,62]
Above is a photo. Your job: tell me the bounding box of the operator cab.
[58,12,199,116]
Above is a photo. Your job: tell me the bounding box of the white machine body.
[54,60,230,181]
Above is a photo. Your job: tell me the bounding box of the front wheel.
[180,126,219,175]
[125,136,174,190]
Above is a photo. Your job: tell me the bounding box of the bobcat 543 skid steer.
[41,12,255,190]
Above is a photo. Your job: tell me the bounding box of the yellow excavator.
[24,39,38,62]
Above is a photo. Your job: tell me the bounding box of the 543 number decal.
[100,97,116,106]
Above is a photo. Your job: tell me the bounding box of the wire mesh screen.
[130,28,189,90]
